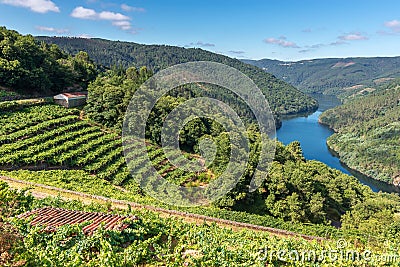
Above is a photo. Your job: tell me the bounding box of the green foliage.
[0,103,211,190]
[2,102,400,250]
[0,181,34,220]
[0,88,20,101]
[0,98,50,112]
[0,27,97,95]
[341,193,400,240]
[319,80,400,183]
[85,70,259,157]
[84,66,152,128]
[260,146,370,224]
[35,36,318,115]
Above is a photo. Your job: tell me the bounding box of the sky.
[1,0,400,61]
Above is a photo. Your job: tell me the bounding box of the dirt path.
[1,175,325,242]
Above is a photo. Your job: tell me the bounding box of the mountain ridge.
[243,56,400,98]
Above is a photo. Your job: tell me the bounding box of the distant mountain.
[35,36,317,115]
[243,57,400,99]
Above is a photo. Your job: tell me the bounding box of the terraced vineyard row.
[0,104,210,189]
[0,104,80,136]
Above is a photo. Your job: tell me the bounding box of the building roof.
[18,207,138,233]
[54,92,87,101]
[63,92,86,98]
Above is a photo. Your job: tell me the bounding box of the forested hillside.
[243,57,400,98]
[35,36,318,115]
[0,27,97,96]
[319,79,400,184]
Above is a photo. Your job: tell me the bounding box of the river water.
[276,94,400,193]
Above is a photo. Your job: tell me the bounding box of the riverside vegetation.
[320,79,400,185]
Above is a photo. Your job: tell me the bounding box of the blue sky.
[1,0,400,61]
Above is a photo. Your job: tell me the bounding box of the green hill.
[243,57,400,99]
[2,181,399,266]
[35,36,317,115]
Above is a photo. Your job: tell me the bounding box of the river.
[276,94,400,193]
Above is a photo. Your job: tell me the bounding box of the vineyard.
[1,181,398,267]
[0,103,210,192]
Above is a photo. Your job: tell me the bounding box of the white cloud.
[112,21,131,30]
[330,40,347,46]
[264,36,300,48]
[338,33,368,41]
[71,7,130,21]
[98,11,130,21]
[71,6,133,31]
[121,4,145,12]
[0,0,59,13]
[385,20,400,28]
[71,6,98,19]
[308,43,324,49]
[384,19,400,33]
[35,26,69,34]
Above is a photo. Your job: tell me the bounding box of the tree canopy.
[0,27,97,95]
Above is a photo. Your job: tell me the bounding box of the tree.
[0,27,98,94]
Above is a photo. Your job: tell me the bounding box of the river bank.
[277,93,399,193]
[326,143,400,193]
